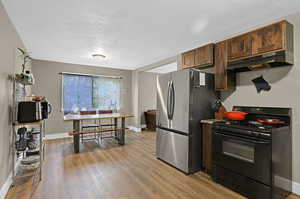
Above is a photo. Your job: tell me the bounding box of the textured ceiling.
[2,0,300,70]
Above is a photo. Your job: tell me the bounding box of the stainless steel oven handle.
[215,132,270,145]
[249,140,270,144]
[251,140,270,144]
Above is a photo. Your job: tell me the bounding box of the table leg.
[119,118,125,145]
[114,118,118,138]
[39,123,43,181]
[73,120,80,153]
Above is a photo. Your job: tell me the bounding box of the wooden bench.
[68,128,128,136]
[69,128,129,142]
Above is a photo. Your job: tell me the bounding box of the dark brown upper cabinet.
[181,44,214,69]
[181,50,195,69]
[228,34,252,61]
[228,20,292,62]
[214,41,235,91]
[251,21,285,56]
[194,44,214,67]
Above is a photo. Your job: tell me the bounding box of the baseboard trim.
[0,153,25,199]
[274,175,292,193]
[44,132,72,140]
[0,173,12,199]
[293,181,300,195]
[272,175,300,196]
[127,126,142,132]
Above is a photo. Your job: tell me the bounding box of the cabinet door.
[228,34,252,61]
[215,41,236,91]
[202,123,212,173]
[195,44,214,68]
[181,50,195,69]
[215,41,228,91]
[251,22,284,55]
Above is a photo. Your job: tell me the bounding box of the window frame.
[60,72,122,113]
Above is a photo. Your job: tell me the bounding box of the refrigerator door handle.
[170,81,175,120]
[167,81,171,120]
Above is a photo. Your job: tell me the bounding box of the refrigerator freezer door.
[157,73,171,128]
[170,70,190,133]
[156,128,189,173]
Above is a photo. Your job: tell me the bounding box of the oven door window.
[222,139,255,163]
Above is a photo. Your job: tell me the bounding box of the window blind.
[62,74,121,113]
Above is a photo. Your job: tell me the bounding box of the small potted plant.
[15,48,34,85]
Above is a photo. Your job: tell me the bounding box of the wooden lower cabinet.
[202,123,213,173]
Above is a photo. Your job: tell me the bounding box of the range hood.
[228,50,294,72]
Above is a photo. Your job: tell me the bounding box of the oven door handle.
[215,132,270,145]
[250,140,270,144]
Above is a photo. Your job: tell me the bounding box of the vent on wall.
[228,50,294,73]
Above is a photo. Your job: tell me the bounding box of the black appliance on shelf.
[41,101,52,119]
[17,101,42,123]
[212,106,292,199]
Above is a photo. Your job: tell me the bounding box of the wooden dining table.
[64,113,134,153]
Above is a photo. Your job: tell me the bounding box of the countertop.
[200,119,224,124]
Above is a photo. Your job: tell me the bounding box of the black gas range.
[211,106,292,199]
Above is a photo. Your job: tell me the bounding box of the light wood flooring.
[6,131,300,199]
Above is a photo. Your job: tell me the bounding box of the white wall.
[131,70,140,128]
[221,12,300,183]
[31,60,132,135]
[138,72,158,126]
[0,0,29,192]
[32,60,158,134]
[130,71,158,129]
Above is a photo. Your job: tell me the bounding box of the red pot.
[226,111,248,120]
[257,119,285,125]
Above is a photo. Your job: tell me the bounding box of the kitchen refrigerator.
[156,69,216,174]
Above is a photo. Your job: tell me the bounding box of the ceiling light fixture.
[92,54,106,59]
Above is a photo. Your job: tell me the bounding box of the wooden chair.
[80,110,99,142]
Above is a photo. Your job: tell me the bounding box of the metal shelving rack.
[10,75,45,187]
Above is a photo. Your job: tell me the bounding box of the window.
[62,74,121,114]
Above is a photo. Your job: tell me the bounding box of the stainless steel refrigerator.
[156,69,216,174]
